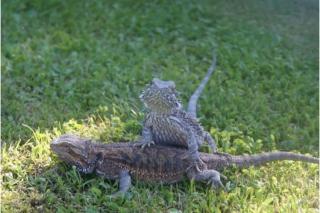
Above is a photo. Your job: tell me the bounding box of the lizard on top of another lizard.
[138,53,218,170]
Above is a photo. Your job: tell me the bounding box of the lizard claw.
[193,158,207,172]
[142,140,155,149]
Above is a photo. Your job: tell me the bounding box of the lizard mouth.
[51,134,91,166]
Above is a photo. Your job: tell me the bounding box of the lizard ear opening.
[176,102,182,109]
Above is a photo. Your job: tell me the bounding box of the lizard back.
[144,110,205,148]
[95,143,190,183]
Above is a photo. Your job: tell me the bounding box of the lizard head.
[51,134,96,173]
[140,78,182,112]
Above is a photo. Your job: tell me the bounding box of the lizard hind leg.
[204,132,217,153]
[186,130,207,172]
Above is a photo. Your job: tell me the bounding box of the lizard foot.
[193,158,207,172]
[187,169,225,191]
[134,140,155,150]
[190,150,207,172]
[207,171,225,190]
[109,191,127,199]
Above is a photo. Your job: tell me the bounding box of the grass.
[2,0,319,212]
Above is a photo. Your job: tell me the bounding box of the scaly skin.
[51,134,319,194]
[139,53,218,170]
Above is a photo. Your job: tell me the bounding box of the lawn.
[2,0,319,212]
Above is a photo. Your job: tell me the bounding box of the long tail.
[204,152,319,170]
[187,52,217,118]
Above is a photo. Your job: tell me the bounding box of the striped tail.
[187,52,217,118]
[229,152,319,168]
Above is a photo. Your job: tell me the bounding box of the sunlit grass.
[2,116,318,212]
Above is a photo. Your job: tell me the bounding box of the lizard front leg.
[118,170,131,193]
[111,170,132,197]
[136,125,155,149]
[75,153,101,174]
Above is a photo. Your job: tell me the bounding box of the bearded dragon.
[138,53,218,170]
[51,134,318,195]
